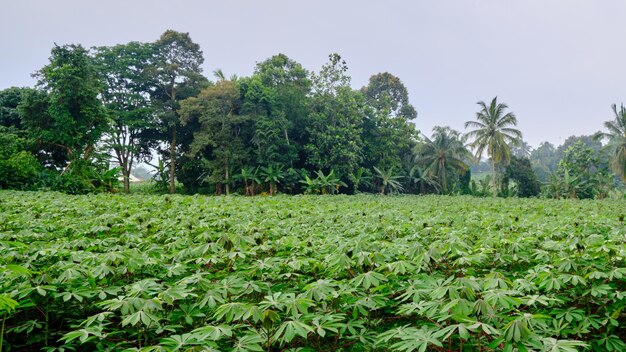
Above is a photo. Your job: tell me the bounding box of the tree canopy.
[1,31,624,198]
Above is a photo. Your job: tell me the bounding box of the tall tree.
[179,80,250,195]
[465,96,522,197]
[241,76,295,167]
[306,54,364,178]
[19,44,107,169]
[94,42,155,193]
[556,134,603,157]
[361,72,417,120]
[503,156,541,197]
[596,103,626,182]
[361,72,418,173]
[253,54,311,126]
[247,54,311,169]
[150,30,206,193]
[414,126,471,193]
[530,141,558,182]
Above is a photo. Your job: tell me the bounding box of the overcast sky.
[1,0,624,148]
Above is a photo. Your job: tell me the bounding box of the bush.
[0,132,41,189]
[38,160,120,194]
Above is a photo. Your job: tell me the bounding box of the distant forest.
[1,30,625,199]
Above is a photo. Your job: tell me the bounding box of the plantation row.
[1,191,626,351]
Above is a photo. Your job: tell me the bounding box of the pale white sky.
[1,0,625,148]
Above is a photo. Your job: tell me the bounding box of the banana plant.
[259,164,284,195]
[313,169,346,195]
[238,166,260,196]
[373,166,404,194]
[348,167,371,194]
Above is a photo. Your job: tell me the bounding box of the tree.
[94,42,155,193]
[179,80,250,195]
[414,126,471,193]
[361,72,417,120]
[530,141,558,182]
[458,168,471,195]
[503,156,541,197]
[361,72,418,173]
[596,103,626,182]
[19,44,107,170]
[0,131,40,189]
[252,54,311,169]
[241,76,295,167]
[555,141,609,199]
[150,30,206,193]
[0,87,41,189]
[311,53,351,96]
[511,140,532,158]
[306,54,364,178]
[465,97,522,197]
[556,134,603,157]
[0,87,33,130]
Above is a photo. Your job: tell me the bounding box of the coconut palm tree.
[414,126,471,193]
[465,97,522,197]
[596,103,626,182]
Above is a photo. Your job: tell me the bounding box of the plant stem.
[45,305,49,347]
[1,313,6,352]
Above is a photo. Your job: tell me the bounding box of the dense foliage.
[2,192,626,351]
[503,156,541,198]
[0,29,624,198]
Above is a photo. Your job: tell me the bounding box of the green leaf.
[273,320,315,344]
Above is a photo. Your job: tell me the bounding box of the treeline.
[1,30,625,198]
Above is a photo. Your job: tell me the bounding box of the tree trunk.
[225,162,230,195]
[114,146,131,194]
[123,169,130,194]
[169,126,176,194]
[491,159,497,198]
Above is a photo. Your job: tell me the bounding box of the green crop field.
[1,191,625,351]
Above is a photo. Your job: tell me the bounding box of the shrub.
[0,132,41,189]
